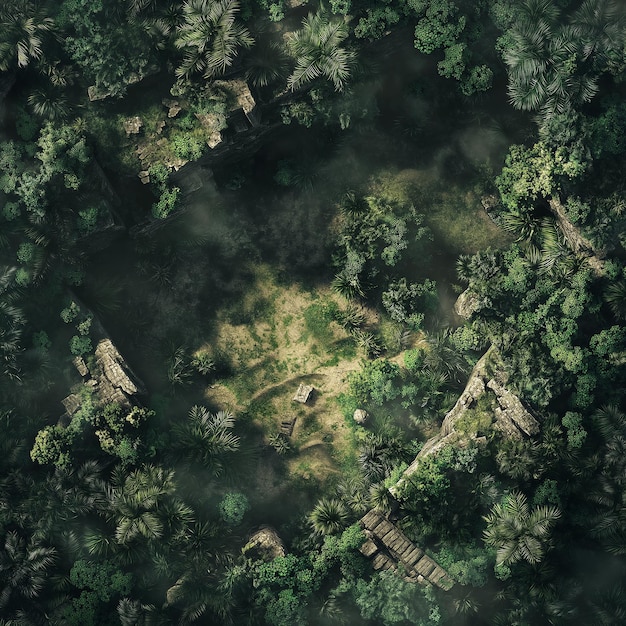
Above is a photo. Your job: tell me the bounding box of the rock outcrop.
[454,288,481,319]
[549,196,605,277]
[391,346,539,497]
[244,527,286,561]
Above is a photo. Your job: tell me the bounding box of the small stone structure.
[214,78,260,126]
[293,384,314,404]
[162,98,182,118]
[359,510,454,591]
[123,116,143,136]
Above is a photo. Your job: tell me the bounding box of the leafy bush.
[152,186,180,219]
[348,360,401,406]
[219,492,250,525]
[70,335,93,356]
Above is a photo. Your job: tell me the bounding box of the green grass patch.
[303,300,340,346]
[322,338,357,366]
[244,398,275,426]
[297,412,321,439]
[456,393,495,436]
[423,186,508,255]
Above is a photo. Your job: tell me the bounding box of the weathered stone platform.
[359,510,454,591]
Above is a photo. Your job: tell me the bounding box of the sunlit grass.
[425,187,508,254]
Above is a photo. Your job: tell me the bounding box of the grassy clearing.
[197,168,508,508]
[200,263,367,490]
[425,187,506,254]
[372,168,508,256]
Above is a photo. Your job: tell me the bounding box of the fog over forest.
[1,1,626,625]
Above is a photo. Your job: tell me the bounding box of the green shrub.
[152,186,180,219]
[219,492,250,525]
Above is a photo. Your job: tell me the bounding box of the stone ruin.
[357,345,539,589]
[359,509,454,591]
[61,338,145,421]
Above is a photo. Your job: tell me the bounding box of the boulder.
[244,527,286,561]
[454,288,480,319]
[162,98,182,118]
[353,409,368,425]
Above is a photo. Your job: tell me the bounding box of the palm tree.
[351,329,382,358]
[422,329,469,384]
[310,497,350,536]
[483,491,560,566]
[174,0,253,80]
[594,404,626,478]
[0,1,53,71]
[571,0,625,67]
[286,9,356,91]
[504,0,601,122]
[245,40,289,89]
[358,442,391,483]
[0,531,56,611]
[27,89,71,120]
[0,267,24,385]
[332,270,364,300]
[165,554,237,624]
[335,475,369,515]
[605,279,626,320]
[172,406,240,475]
[107,465,193,547]
[369,481,394,514]
[589,584,626,625]
[118,597,168,626]
[584,405,626,553]
[495,438,540,482]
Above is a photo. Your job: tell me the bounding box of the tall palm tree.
[174,0,253,80]
[504,0,600,121]
[245,40,289,89]
[0,267,24,387]
[172,406,240,476]
[483,491,560,566]
[107,465,193,547]
[0,0,53,71]
[286,9,356,91]
[309,497,350,536]
[571,0,625,66]
[0,531,56,611]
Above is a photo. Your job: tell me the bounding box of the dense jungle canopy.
[1,0,626,625]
